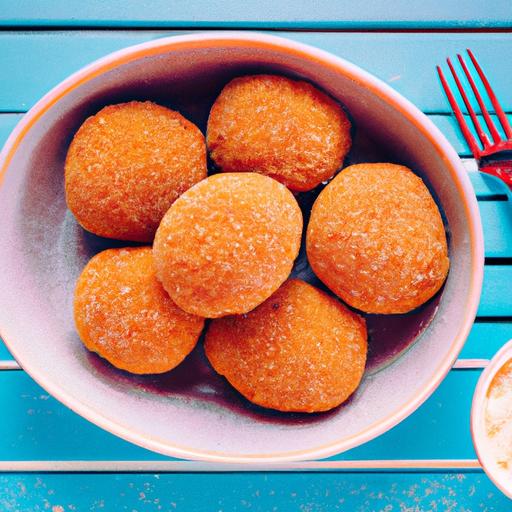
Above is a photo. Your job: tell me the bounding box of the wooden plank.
[1,32,512,112]
[2,115,511,203]
[0,115,494,175]
[431,114,512,158]
[460,322,512,359]
[0,369,481,461]
[342,370,479,462]
[0,114,493,165]
[3,120,512,258]
[0,0,511,29]
[479,266,512,317]
[469,171,512,200]
[2,320,510,366]
[2,317,509,368]
[0,472,507,510]
[480,201,512,258]
[0,339,12,362]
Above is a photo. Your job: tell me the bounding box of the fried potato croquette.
[307,163,450,314]
[205,279,367,413]
[74,247,204,374]
[207,74,351,192]
[153,173,303,318]
[65,101,206,242]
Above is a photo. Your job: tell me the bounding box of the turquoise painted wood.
[0,341,11,361]
[3,113,512,162]
[431,114,512,158]
[3,111,512,178]
[480,266,512,317]
[2,261,509,362]
[470,172,512,200]
[0,472,508,512]
[1,14,512,510]
[480,202,512,258]
[1,32,512,112]
[461,322,512,359]
[0,115,19,140]
[1,0,511,29]
[0,114,488,170]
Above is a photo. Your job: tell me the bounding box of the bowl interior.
[0,35,478,461]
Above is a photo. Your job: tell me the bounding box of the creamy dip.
[485,358,512,473]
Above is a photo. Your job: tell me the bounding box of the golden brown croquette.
[307,163,449,314]
[74,247,204,374]
[205,279,367,413]
[65,101,206,242]
[153,173,303,318]
[207,75,351,192]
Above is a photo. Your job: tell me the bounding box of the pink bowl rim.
[471,338,512,498]
[0,31,484,463]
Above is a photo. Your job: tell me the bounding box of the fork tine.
[437,65,482,158]
[446,57,491,149]
[467,49,512,139]
[457,53,501,142]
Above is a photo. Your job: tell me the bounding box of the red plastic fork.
[437,49,512,188]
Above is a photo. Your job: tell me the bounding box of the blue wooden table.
[1,2,512,510]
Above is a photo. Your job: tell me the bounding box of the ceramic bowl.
[0,32,484,462]
[472,339,512,498]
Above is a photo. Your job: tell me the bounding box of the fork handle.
[480,161,512,190]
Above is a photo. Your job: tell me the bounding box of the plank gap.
[0,26,512,33]
[485,257,512,265]
[475,317,512,323]
[476,194,509,201]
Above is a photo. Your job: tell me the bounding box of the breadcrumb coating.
[153,173,303,318]
[65,101,207,242]
[306,163,450,314]
[207,75,351,191]
[74,247,204,374]
[205,279,367,413]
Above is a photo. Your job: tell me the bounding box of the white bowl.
[472,339,512,498]
[0,32,484,462]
